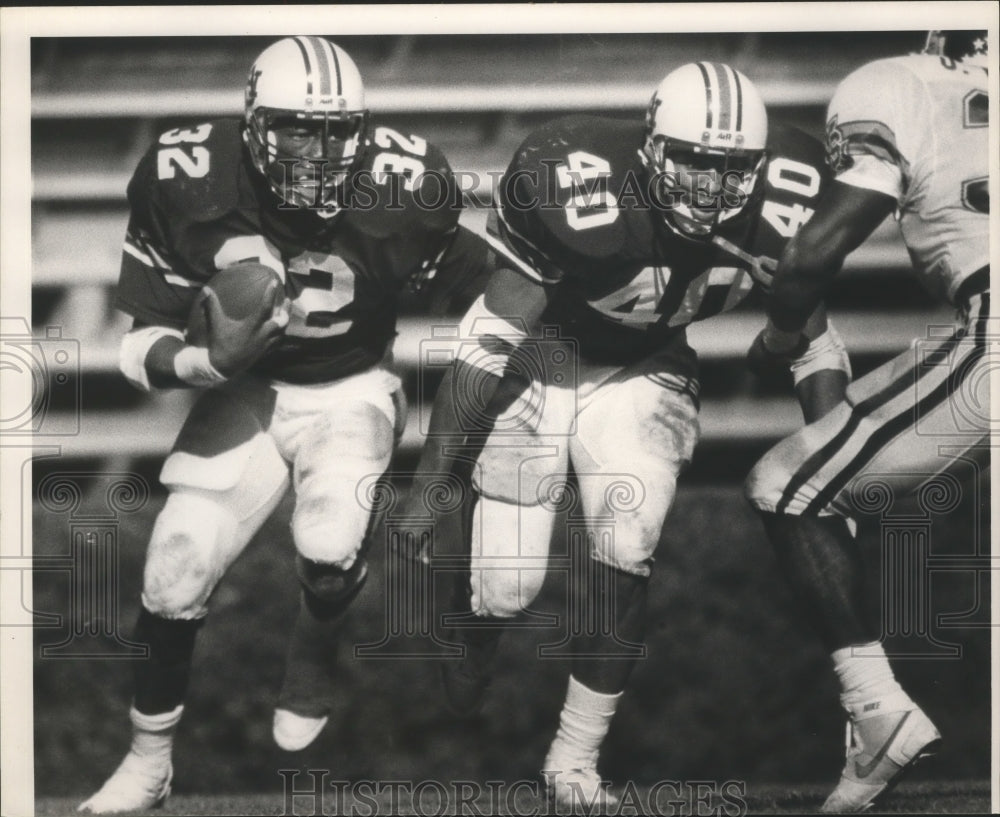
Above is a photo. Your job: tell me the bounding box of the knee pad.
[745,455,786,514]
[291,402,396,564]
[588,541,656,579]
[574,467,674,579]
[745,402,855,516]
[142,493,237,619]
[142,479,285,619]
[469,497,551,618]
[296,555,369,619]
[474,564,547,619]
[744,439,804,515]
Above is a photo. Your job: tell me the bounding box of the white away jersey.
[825,54,989,304]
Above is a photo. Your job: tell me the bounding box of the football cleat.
[439,624,503,717]
[543,768,619,816]
[273,708,329,752]
[820,705,941,813]
[78,752,172,814]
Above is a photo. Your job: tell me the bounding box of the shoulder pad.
[832,57,915,116]
[499,116,651,267]
[765,122,829,179]
[129,119,245,225]
[349,128,461,237]
[825,59,919,175]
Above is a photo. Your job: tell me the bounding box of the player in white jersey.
[745,30,990,813]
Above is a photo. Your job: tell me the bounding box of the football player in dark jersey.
[407,62,851,810]
[80,36,491,814]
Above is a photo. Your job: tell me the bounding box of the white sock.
[544,676,622,771]
[832,643,912,720]
[129,704,183,765]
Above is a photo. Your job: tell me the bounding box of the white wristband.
[790,322,852,386]
[119,326,185,392]
[173,345,227,387]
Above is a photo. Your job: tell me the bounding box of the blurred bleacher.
[30,32,950,476]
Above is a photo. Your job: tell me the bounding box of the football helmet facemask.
[923,30,989,66]
[244,36,369,213]
[641,62,768,239]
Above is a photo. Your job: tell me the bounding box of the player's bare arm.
[747,306,850,424]
[748,182,895,420]
[402,266,550,528]
[432,264,549,431]
[766,181,896,338]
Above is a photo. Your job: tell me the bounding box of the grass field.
[30,478,991,816]
[33,780,994,816]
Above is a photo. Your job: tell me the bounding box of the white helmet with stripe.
[641,62,768,238]
[244,36,369,210]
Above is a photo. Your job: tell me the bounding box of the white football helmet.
[641,62,768,238]
[244,36,368,211]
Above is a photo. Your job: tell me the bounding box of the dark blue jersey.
[488,115,830,366]
[117,118,489,383]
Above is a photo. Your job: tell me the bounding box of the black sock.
[760,510,874,651]
[571,561,648,694]
[132,608,203,715]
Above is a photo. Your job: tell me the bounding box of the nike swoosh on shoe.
[854,710,911,779]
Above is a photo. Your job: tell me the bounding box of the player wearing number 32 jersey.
[407,62,849,811]
[81,36,492,815]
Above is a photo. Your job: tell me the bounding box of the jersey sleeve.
[114,144,203,329]
[484,204,565,285]
[824,59,921,202]
[736,123,832,275]
[411,140,462,236]
[419,225,496,316]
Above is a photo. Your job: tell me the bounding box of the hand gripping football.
[186,262,283,347]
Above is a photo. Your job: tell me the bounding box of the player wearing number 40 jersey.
[406,62,850,812]
[80,36,492,815]
[746,30,990,813]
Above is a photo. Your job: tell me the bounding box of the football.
[186,262,282,346]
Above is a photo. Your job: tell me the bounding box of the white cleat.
[78,752,172,814]
[544,767,619,816]
[820,705,941,813]
[273,708,329,752]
